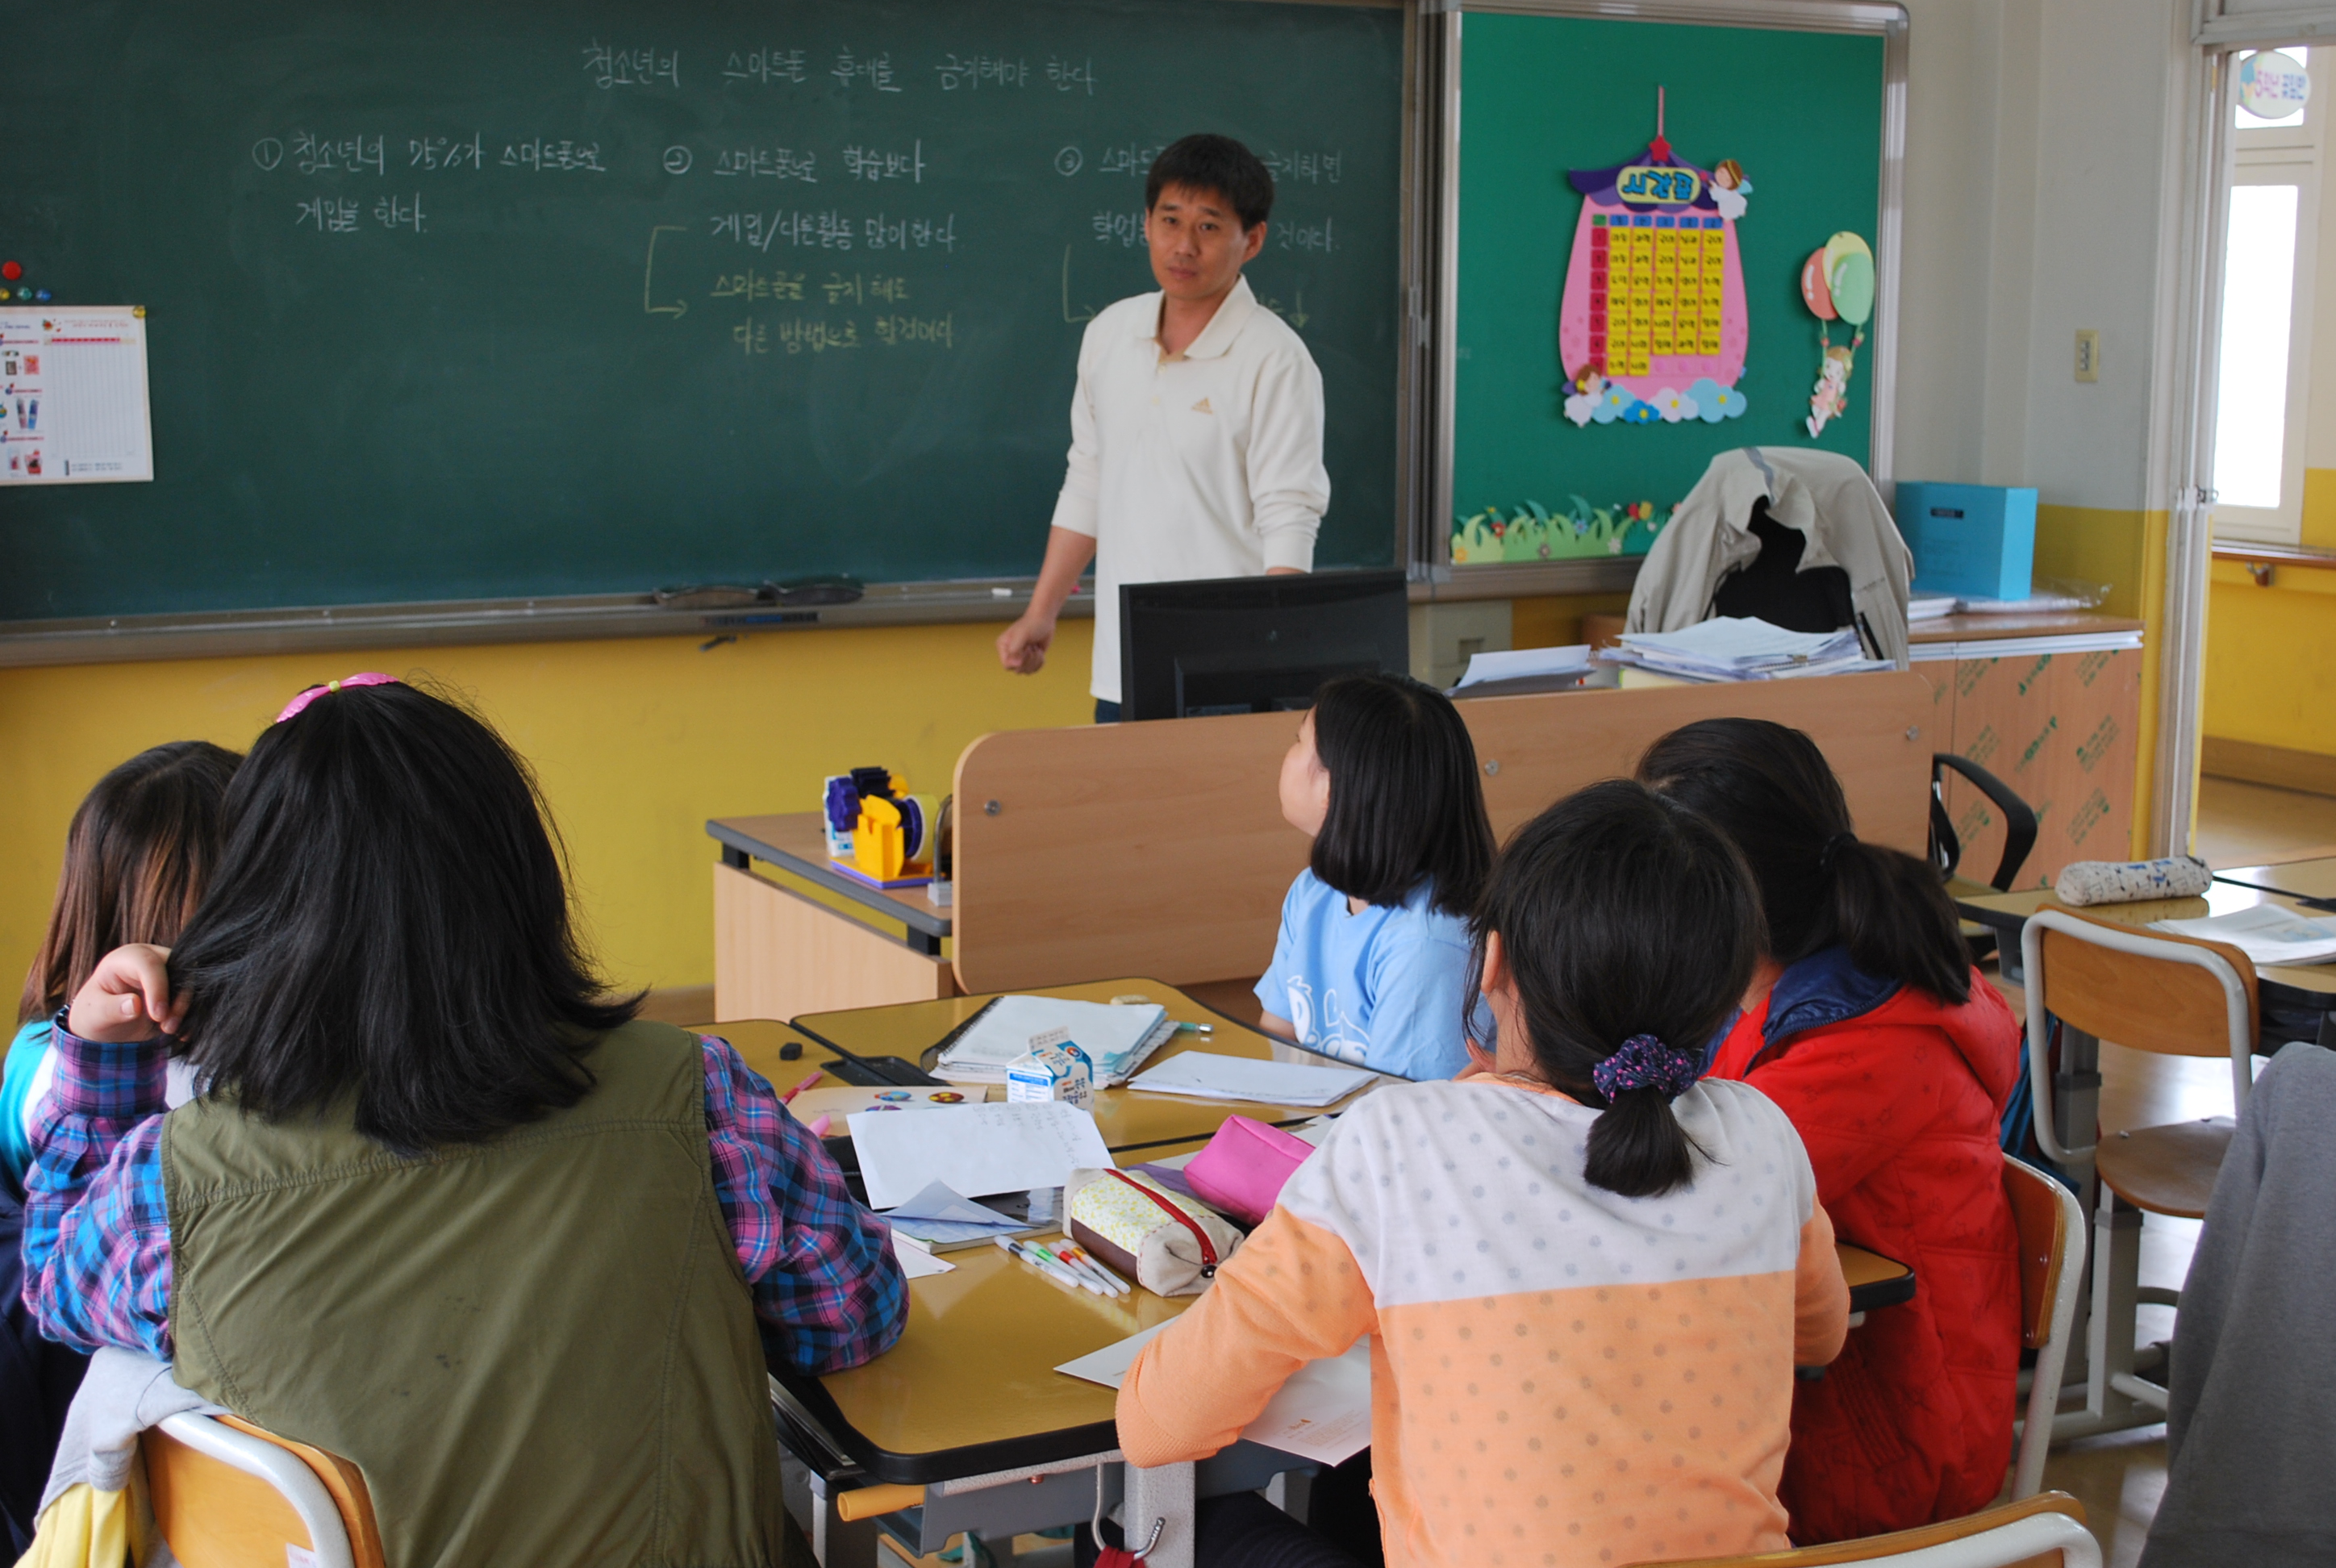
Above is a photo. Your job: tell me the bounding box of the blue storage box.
[1892,482,2037,602]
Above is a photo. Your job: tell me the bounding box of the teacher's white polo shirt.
[1048,275,1330,703]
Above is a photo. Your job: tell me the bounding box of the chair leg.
[2052,1186,2161,1441]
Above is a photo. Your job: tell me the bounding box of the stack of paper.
[848,1100,1113,1209]
[1600,618,1893,682]
[1908,593,1958,623]
[934,995,1178,1087]
[1446,644,1598,699]
[880,1180,1041,1252]
[2150,904,2336,967]
[1127,1052,1376,1109]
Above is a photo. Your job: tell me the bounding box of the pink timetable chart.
[0,307,153,485]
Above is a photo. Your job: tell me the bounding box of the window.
[2213,50,2324,544]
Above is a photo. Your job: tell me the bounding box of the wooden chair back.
[144,1413,386,1568]
[1622,1490,2095,1566]
[950,670,1935,994]
[2002,1156,2069,1350]
[2034,908,2259,1057]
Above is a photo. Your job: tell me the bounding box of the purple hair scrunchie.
[1590,1034,1699,1102]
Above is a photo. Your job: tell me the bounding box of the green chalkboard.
[1450,14,1885,562]
[0,0,1404,623]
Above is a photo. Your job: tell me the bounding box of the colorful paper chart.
[1561,162,1748,403]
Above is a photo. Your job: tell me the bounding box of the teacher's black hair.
[1638,718,1971,1007]
[1309,673,1495,920]
[1145,134,1274,231]
[166,680,640,1153]
[1466,780,1763,1199]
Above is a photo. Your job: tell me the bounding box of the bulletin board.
[1437,5,1903,582]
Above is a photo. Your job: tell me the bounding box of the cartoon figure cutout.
[1803,231,1874,437]
[1558,90,1750,428]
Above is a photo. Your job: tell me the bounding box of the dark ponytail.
[1637,717,1971,1006]
[1467,780,1765,1198]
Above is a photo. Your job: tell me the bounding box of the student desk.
[794,978,1373,1157]
[779,1227,1917,1568]
[711,673,1940,1020]
[1954,857,2336,1041]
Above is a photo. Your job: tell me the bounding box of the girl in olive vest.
[23,675,905,1568]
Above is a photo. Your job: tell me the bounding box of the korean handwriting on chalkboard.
[712,211,858,252]
[734,318,863,355]
[411,136,485,172]
[842,143,924,183]
[293,132,385,177]
[373,194,426,233]
[1047,57,1097,94]
[1095,144,1165,178]
[863,214,957,252]
[724,48,808,85]
[503,140,605,173]
[294,198,361,233]
[1274,216,1334,253]
[1262,149,1341,185]
[1093,211,1145,248]
[711,269,807,302]
[584,42,678,90]
[821,273,910,305]
[832,49,903,92]
[873,314,953,347]
[934,55,1028,90]
[715,147,819,182]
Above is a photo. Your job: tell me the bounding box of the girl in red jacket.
[1640,717,2025,1544]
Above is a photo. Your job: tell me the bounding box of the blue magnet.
[32,290,50,302]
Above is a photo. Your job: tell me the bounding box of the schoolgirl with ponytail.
[1639,717,2025,1545]
[1113,781,1849,1568]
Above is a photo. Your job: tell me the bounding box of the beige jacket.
[1625,447,1914,668]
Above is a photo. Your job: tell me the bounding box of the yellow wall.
[2205,557,2336,758]
[0,620,1095,999]
[2033,504,2168,855]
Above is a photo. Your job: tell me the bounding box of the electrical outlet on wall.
[2075,328,2100,382]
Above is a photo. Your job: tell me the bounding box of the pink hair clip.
[274,672,399,724]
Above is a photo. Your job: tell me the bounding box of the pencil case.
[1066,1168,1245,1297]
[1183,1115,1316,1228]
[2055,855,2211,907]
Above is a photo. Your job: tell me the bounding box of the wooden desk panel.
[951,673,1935,995]
[795,978,1367,1154]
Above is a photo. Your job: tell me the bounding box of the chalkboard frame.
[1,0,1429,667]
[1414,0,1908,601]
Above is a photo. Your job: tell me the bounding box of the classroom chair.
[143,1412,385,1568]
[2020,908,2255,1442]
[1624,1491,2096,1567]
[2002,1153,2086,1499]
[1929,753,2040,963]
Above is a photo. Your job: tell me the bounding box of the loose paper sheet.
[1128,1053,1375,1109]
[1057,1327,1373,1466]
[0,307,153,484]
[2151,903,2336,967]
[849,1101,1112,1210]
[891,1232,956,1278]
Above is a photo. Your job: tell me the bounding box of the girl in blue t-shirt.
[1254,673,1495,1079]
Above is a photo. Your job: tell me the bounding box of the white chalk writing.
[723,48,808,85]
[714,146,819,181]
[832,48,903,92]
[584,41,679,89]
[841,141,924,183]
[934,53,1028,90]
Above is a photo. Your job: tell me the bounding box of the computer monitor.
[1118,569,1411,721]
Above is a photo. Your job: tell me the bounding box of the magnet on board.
[0,262,20,281]
[32,290,49,302]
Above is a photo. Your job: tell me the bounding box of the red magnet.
[0,262,19,281]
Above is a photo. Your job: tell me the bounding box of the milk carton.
[1003,1028,1094,1110]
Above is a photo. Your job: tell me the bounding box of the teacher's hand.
[67,943,186,1044]
[997,611,1056,674]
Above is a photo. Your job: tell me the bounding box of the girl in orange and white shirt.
[1118,780,1850,1568]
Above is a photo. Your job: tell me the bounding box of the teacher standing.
[996,135,1331,724]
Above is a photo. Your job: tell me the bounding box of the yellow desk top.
[806,1220,1915,1484]
[1956,857,2336,999]
[793,978,1374,1154]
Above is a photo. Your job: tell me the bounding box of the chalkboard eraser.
[654,584,765,611]
[765,576,864,607]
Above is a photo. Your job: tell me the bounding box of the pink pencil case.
[1183,1115,1316,1228]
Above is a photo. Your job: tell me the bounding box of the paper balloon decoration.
[1803,231,1873,438]
[1823,232,1875,327]
[1800,248,1836,320]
